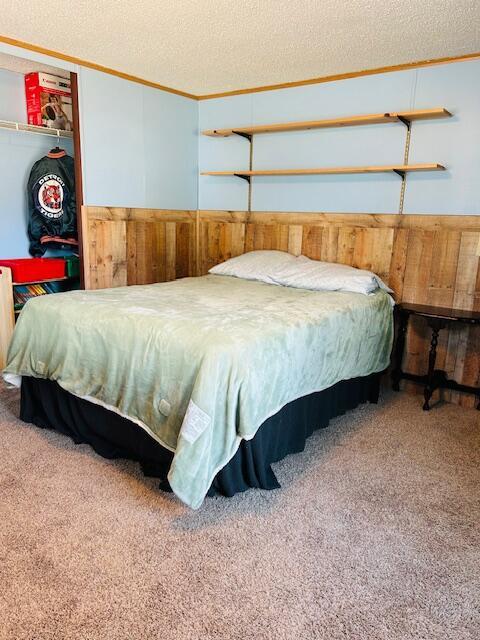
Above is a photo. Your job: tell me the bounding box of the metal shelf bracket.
[234,173,251,183]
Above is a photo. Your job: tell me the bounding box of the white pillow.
[209,250,298,283]
[270,256,392,295]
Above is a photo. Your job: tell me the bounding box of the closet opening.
[0,52,84,368]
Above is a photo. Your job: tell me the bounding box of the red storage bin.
[0,258,66,283]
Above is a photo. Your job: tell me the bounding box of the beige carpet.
[0,383,479,640]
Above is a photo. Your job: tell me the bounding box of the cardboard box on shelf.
[25,72,73,131]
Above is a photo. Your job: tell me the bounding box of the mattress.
[3,274,394,508]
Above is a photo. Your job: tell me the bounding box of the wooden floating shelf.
[202,108,452,137]
[201,163,446,177]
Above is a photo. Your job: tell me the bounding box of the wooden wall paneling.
[461,327,480,407]
[245,223,261,252]
[84,213,128,289]
[389,228,410,299]
[82,206,480,408]
[425,231,461,397]
[165,222,177,281]
[447,232,480,405]
[271,224,289,252]
[153,222,167,283]
[87,219,100,289]
[301,225,323,260]
[451,232,480,310]
[205,222,222,272]
[320,226,339,263]
[352,227,395,282]
[127,221,149,285]
[401,230,436,398]
[84,207,196,287]
[287,225,303,255]
[427,231,461,307]
[198,210,480,230]
[109,220,128,287]
[126,220,138,285]
[336,227,356,265]
[231,222,247,259]
[175,222,195,279]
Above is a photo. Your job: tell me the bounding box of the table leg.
[423,326,440,411]
[392,311,408,391]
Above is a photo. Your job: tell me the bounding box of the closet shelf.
[201,163,446,178]
[0,119,73,139]
[12,276,70,286]
[202,108,452,137]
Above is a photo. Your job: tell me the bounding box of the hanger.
[49,130,64,155]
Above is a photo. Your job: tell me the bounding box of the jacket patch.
[33,173,67,219]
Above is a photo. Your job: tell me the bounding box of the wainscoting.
[82,206,480,407]
[81,207,197,289]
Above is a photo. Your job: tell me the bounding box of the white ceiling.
[1,0,480,96]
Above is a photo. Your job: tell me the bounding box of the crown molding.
[2,35,479,102]
[197,52,480,100]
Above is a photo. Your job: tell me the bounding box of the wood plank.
[197,211,480,230]
[154,222,167,283]
[202,108,451,137]
[110,221,127,287]
[231,223,246,258]
[126,221,138,285]
[0,267,14,370]
[389,228,410,298]
[301,226,323,260]
[352,228,394,281]
[336,227,357,265]
[201,164,445,177]
[446,232,480,405]
[319,226,339,263]
[165,223,177,281]
[86,206,197,223]
[80,205,92,289]
[287,225,303,255]
[176,222,194,279]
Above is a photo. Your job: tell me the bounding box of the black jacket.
[27,151,77,256]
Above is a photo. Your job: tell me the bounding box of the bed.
[3,254,394,508]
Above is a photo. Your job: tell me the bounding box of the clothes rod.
[0,120,73,139]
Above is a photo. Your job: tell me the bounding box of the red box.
[0,258,66,283]
[25,72,73,131]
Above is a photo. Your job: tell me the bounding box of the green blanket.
[3,275,393,508]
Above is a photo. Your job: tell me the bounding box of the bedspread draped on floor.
[20,373,381,498]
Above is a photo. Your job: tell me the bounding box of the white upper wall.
[199,59,480,214]
[1,39,479,219]
[0,41,199,213]
[78,68,198,209]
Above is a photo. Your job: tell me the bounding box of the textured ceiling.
[1,0,480,95]
[0,52,67,76]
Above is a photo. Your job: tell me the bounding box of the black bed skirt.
[20,373,381,498]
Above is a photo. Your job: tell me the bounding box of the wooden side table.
[391,302,480,410]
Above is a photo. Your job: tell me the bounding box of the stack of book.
[13,282,57,311]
